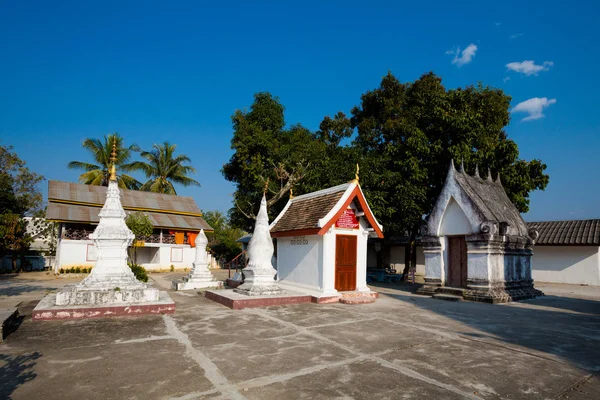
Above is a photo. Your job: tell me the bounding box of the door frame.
[334,234,358,292]
[446,235,468,288]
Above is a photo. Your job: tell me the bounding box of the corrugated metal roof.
[48,180,201,215]
[46,181,212,231]
[47,203,211,231]
[528,219,600,246]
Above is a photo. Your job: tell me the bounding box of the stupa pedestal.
[33,173,175,320]
[173,229,223,291]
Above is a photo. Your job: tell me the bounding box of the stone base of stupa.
[55,284,161,306]
[32,291,175,321]
[232,269,281,296]
[172,274,224,291]
[205,289,311,310]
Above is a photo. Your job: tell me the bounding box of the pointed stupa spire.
[450,159,455,170]
[109,138,117,182]
[496,172,502,186]
[460,159,465,173]
[486,168,493,182]
[474,164,480,179]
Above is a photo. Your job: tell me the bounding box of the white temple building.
[418,161,543,303]
[270,179,383,300]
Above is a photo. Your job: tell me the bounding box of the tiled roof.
[46,181,211,231]
[270,190,346,233]
[527,219,600,245]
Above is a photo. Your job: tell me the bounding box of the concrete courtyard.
[1,271,599,399]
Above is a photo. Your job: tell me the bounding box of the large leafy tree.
[202,210,245,261]
[0,142,45,271]
[222,92,321,230]
[125,211,154,264]
[68,133,142,189]
[349,72,549,272]
[132,141,199,195]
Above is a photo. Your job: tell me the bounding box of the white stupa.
[173,229,223,290]
[33,142,175,319]
[234,194,281,296]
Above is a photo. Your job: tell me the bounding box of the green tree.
[131,142,199,195]
[222,92,320,230]
[0,142,45,271]
[349,72,549,273]
[125,211,154,264]
[202,210,245,261]
[68,133,142,190]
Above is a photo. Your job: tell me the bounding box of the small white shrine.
[270,175,383,300]
[33,143,175,319]
[418,161,543,303]
[173,229,223,290]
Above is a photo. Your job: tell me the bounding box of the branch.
[235,199,256,220]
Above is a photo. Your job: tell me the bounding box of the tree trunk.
[402,226,418,280]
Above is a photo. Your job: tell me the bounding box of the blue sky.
[1,0,598,221]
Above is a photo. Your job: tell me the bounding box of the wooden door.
[447,236,468,288]
[335,235,357,291]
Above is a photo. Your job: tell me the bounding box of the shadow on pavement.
[0,352,41,399]
[381,290,600,372]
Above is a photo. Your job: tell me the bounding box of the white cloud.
[495,22,502,27]
[512,97,556,121]
[506,60,553,76]
[509,33,523,39]
[447,44,478,67]
[503,77,511,83]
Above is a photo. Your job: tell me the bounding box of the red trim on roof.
[318,186,384,238]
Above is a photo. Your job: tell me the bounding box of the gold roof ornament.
[263,178,270,195]
[109,138,117,181]
[351,163,360,184]
[289,188,294,199]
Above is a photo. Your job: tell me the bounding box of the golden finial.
[263,178,270,195]
[109,137,117,181]
[289,187,294,199]
[352,163,360,184]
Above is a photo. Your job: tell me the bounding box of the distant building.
[46,181,212,272]
[528,219,600,286]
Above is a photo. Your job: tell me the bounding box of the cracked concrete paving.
[1,272,600,399]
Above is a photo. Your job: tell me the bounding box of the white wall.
[439,198,473,236]
[57,240,96,270]
[532,246,600,286]
[57,240,195,272]
[277,235,322,290]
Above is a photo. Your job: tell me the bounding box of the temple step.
[432,293,463,302]
[435,287,465,296]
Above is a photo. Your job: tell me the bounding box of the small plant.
[70,266,76,274]
[75,267,81,273]
[59,268,64,274]
[64,268,70,274]
[184,267,188,272]
[170,264,175,272]
[114,287,121,291]
[129,263,149,283]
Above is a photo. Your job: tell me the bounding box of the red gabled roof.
[270,182,383,238]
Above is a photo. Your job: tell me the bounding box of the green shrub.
[70,267,76,273]
[75,267,81,273]
[64,268,70,274]
[170,264,175,272]
[59,268,64,274]
[129,263,149,283]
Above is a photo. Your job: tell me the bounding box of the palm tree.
[68,133,142,189]
[132,141,200,195]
